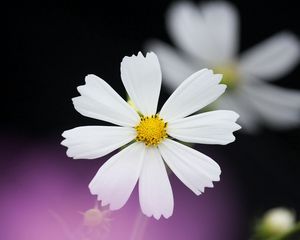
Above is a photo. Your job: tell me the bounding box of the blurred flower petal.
[139,147,173,219]
[153,1,300,132]
[217,92,261,133]
[239,32,300,81]
[167,1,238,64]
[147,40,198,89]
[240,81,300,129]
[260,207,296,236]
[199,1,239,60]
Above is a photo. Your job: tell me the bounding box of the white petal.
[199,1,239,60]
[166,1,239,64]
[139,147,174,219]
[216,93,261,133]
[146,40,199,90]
[61,126,136,159]
[241,81,300,129]
[158,139,221,195]
[121,52,162,116]
[89,142,145,210]
[239,32,300,81]
[168,110,241,145]
[160,69,226,122]
[73,74,139,127]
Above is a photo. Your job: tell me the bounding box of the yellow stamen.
[135,114,167,146]
[82,202,111,228]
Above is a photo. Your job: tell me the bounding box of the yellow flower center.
[214,64,239,90]
[135,114,168,146]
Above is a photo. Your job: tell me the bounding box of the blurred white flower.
[148,1,300,132]
[62,52,240,219]
[81,203,111,229]
[260,207,296,236]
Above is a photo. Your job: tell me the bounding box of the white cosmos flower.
[261,207,296,235]
[148,1,300,132]
[61,52,240,219]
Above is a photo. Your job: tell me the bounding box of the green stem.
[269,223,300,240]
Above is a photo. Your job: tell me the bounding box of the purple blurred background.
[1,136,242,240]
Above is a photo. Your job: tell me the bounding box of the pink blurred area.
[0,136,244,240]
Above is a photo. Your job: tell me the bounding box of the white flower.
[61,52,240,219]
[261,207,296,235]
[81,203,111,229]
[148,1,300,132]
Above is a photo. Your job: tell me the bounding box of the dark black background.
[4,0,300,237]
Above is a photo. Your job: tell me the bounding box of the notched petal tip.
[214,73,223,82]
[163,212,172,219]
[60,138,67,146]
[123,51,158,62]
[142,211,172,220]
[214,174,221,182]
[204,68,212,74]
[220,83,227,88]
[229,112,242,131]
[146,51,158,58]
[61,130,68,138]
[88,183,96,194]
[89,185,104,203]
[85,73,97,80]
[123,51,146,61]
[83,74,102,86]
[60,131,73,146]
[197,174,221,195]
[234,123,242,131]
[219,83,227,94]
[231,111,240,120]
[71,96,80,103]
[225,135,236,144]
[211,168,221,182]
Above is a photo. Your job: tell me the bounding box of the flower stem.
[130,211,149,240]
[268,223,300,240]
